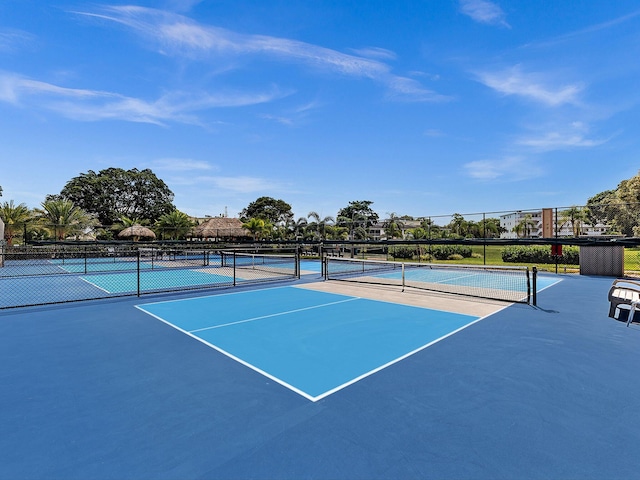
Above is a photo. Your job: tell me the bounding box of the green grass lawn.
[624,247,640,272]
[362,244,640,274]
[382,244,577,273]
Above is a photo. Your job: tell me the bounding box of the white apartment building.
[500,209,609,238]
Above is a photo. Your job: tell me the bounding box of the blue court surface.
[82,269,235,294]
[2,273,640,479]
[136,287,479,401]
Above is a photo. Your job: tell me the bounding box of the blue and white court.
[137,286,480,401]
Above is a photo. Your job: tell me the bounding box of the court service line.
[188,297,361,333]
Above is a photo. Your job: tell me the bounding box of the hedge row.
[501,245,579,264]
[389,245,473,260]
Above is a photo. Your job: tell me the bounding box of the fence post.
[532,266,537,306]
[137,249,141,297]
[483,212,487,265]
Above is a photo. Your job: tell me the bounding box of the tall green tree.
[240,197,293,225]
[35,199,96,240]
[60,168,175,225]
[479,217,503,238]
[0,200,31,245]
[448,213,468,237]
[336,200,379,240]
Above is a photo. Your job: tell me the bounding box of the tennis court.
[2,270,640,479]
[137,286,481,401]
[0,251,299,308]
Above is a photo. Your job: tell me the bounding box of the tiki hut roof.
[118,225,156,240]
[192,217,249,238]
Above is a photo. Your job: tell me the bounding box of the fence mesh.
[0,244,298,309]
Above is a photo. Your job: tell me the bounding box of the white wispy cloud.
[517,127,609,150]
[152,158,216,171]
[0,72,283,125]
[158,173,280,193]
[424,129,445,137]
[165,0,205,13]
[349,47,397,61]
[459,0,510,28]
[525,8,640,48]
[74,5,447,102]
[464,156,543,181]
[476,66,582,106]
[0,28,36,52]
[206,176,281,193]
[519,133,604,149]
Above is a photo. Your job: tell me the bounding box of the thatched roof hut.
[118,225,156,241]
[191,217,249,240]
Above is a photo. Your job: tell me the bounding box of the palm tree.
[293,217,308,240]
[0,200,32,245]
[35,199,96,240]
[449,213,468,238]
[513,214,537,238]
[559,206,587,237]
[155,210,194,240]
[383,213,405,239]
[242,218,272,241]
[307,212,335,240]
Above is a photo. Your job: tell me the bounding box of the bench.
[608,279,640,326]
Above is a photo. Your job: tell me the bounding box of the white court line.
[189,297,360,333]
[78,276,113,293]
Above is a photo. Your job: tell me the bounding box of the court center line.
[188,297,361,333]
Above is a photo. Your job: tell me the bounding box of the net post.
[402,262,405,292]
[233,251,237,286]
[532,266,537,306]
[84,245,88,275]
[323,256,327,280]
[137,249,141,297]
[295,245,300,279]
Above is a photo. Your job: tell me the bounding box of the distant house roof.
[192,217,249,239]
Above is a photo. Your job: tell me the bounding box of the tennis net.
[325,257,534,304]
[221,251,298,280]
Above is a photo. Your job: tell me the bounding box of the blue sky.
[1,0,639,222]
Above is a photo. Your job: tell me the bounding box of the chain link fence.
[0,243,299,309]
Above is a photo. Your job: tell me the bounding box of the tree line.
[3,169,640,244]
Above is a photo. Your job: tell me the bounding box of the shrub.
[429,245,473,260]
[501,245,579,264]
[388,245,418,259]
